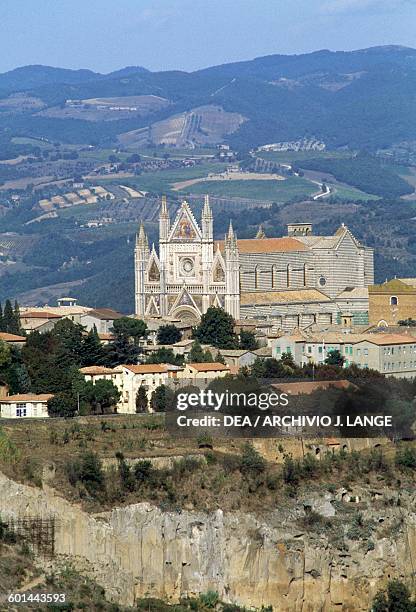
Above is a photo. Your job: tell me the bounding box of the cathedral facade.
[135,197,374,330]
[135,196,239,324]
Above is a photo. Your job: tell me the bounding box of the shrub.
[240,443,266,476]
[66,451,105,497]
[282,454,299,486]
[395,446,416,469]
[198,591,219,608]
[134,460,153,483]
[372,579,415,611]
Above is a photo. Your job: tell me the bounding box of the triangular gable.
[145,296,160,317]
[171,286,201,314]
[213,293,223,308]
[334,226,362,251]
[168,201,201,242]
[147,250,161,281]
[212,249,226,283]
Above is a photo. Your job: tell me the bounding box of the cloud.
[320,0,411,15]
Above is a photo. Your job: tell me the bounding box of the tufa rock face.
[0,472,414,610]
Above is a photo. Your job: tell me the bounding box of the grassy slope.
[179,177,316,201]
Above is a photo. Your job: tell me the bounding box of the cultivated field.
[118,105,246,148]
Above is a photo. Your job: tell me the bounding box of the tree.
[80,326,105,366]
[193,307,238,349]
[251,357,290,378]
[136,386,148,413]
[80,379,121,414]
[151,384,175,412]
[325,349,345,367]
[157,324,181,345]
[239,330,258,351]
[0,340,11,369]
[53,319,85,368]
[102,335,141,367]
[146,347,184,366]
[372,579,416,611]
[216,351,226,365]
[187,340,214,363]
[47,392,77,418]
[111,317,147,345]
[127,153,141,163]
[2,300,20,335]
[13,301,22,334]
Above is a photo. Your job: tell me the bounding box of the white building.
[80,364,179,413]
[79,308,124,333]
[271,331,416,378]
[0,394,54,418]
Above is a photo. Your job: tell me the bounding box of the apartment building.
[272,332,416,378]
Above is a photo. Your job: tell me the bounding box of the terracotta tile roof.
[369,279,416,294]
[240,289,331,306]
[123,364,169,374]
[1,394,54,402]
[219,349,254,357]
[253,347,272,356]
[187,362,230,372]
[0,332,26,342]
[21,311,62,319]
[80,366,115,375]
[217,237,308,254]
[359,334,416,346]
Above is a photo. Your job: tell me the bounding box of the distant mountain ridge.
[0,45,415,150]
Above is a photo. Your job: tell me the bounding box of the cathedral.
[135,197,374,330]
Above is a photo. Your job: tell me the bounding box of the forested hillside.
[0,46,415,150]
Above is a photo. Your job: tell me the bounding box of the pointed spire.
[160,195,168,217]
[137,220,148,249]
[225,220,237,250]
[202,194,212,217]
[256,224,266,239]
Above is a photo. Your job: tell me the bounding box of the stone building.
[368,278,416,327]
[135,198,374,331]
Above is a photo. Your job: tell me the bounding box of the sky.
[0,0,415,74]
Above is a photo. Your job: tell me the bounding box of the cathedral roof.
[240,289,331,305]
[217,237,308,253]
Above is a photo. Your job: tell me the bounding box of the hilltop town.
[0,44,416,612]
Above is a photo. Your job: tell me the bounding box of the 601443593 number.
[7,593,66,604]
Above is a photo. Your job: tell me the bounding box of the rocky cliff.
[0,471,414,611]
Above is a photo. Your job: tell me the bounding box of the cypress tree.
[13,301,22,335]
[3,300,14,334]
